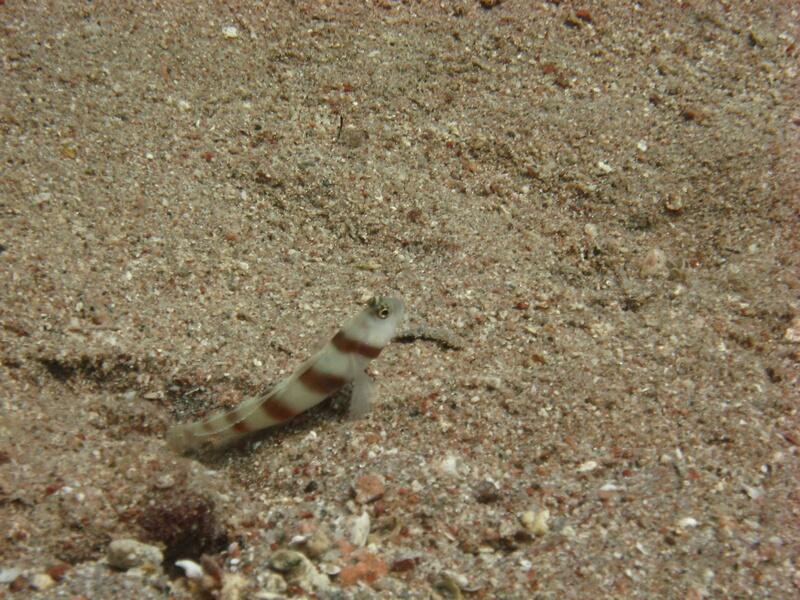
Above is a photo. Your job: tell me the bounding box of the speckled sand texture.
[1,1,799,598]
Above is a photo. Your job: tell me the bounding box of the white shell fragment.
[350,512,371,548]
[175,559,204,579]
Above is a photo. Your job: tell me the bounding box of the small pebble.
[577,460,598,473]
[474,480,500,504]
[107,539,164,571]
[639,248,667,278]
[154,474,175,489]
[678,517,699,529]
[664,194,685,213]
[304,528,331,558]
[784,316,800,342]
[597,160,614,174]
[222,25,239,39]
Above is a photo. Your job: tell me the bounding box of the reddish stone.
[354,474,385,504]
[338,551,388,586]
[9,576,28,592]
[390,557,417,573]
[46,563,69,581]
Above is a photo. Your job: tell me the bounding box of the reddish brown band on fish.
[221,410,248,433]
[331,331,382,359]
[261,394,298,422]
[299,367,348,395]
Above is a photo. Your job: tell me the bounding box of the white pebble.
[577,460,598,473]
[597,160,614,174]
[222,25,239,39]
[521,509,550,536]
[599,482,622,492]
[30,573,55,591]
[438,454,460,477]
[677,517,699,529]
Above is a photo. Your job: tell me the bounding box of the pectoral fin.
[348,370,375,419]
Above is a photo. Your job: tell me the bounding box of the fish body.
[166,296,404,453]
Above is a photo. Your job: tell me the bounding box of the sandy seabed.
[1,1,799,598]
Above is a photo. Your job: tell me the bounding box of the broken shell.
[268,550,307,575]
[433,573,463,599]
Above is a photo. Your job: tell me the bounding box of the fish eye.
[368,296,390,319]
